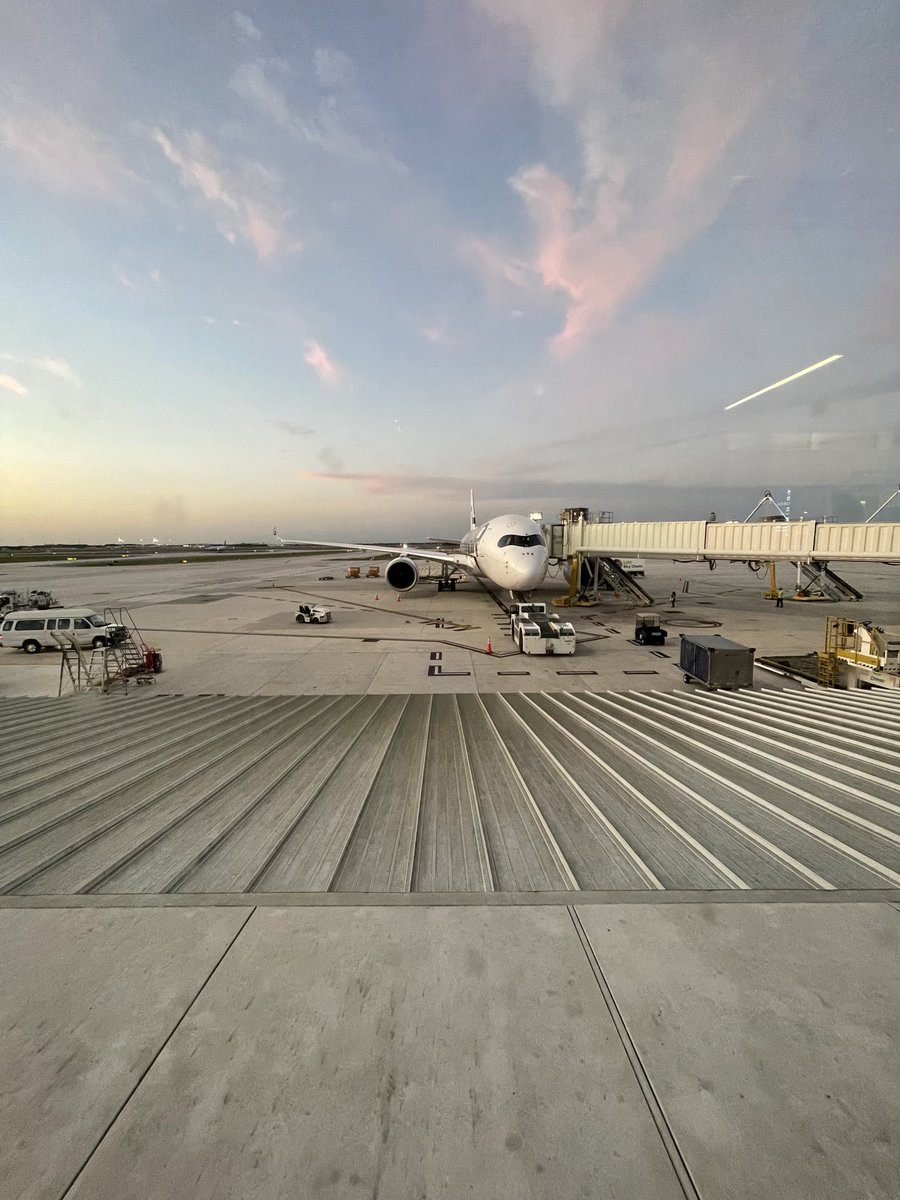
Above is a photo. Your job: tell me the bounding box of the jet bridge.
[552,517,900,601]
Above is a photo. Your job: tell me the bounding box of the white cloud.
[230,61,406,173]
[113,266,137,290]
[0,374,28,395]
[33,357,84,389]
[232,11,262,41]
[314,47,354,89]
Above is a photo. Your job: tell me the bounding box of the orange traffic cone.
[374,594,379,601]
[397,594,401,602]
[486,639,492,654]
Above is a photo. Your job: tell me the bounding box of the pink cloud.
[150,127,290,261]
[510,163,675,355]
[470,2,804,356]
[301,469,465,495]
[0,85,138,202]
[304,340,340,386]
[504,77,768,356]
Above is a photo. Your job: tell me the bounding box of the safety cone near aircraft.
[486,639,492,654]
[374,594,379,601]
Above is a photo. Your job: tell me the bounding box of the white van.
[0,608,120,654]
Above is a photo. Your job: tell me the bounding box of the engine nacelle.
[385,556,419,591]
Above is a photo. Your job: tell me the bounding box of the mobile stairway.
[55,607,162,696]
[555,553,654,607]
[796,562,864,602]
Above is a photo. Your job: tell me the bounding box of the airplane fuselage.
[276,502,549,598]
[459,513,548,594]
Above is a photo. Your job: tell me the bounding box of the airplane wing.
[278,537,474,571]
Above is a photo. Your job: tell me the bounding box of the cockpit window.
[497,533,544,548]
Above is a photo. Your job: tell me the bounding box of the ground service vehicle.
[0,608,121,653]
[508,602,576,655]
[0,588,60,616]
[296,604,332,624]
[634,613,668,645]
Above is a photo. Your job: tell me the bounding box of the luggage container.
[680,634,755,689]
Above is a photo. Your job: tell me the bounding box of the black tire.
[683,674,691,684]
[450,580,457,591]
[92,636,108,648]
[23,640,41,654]
[296,614,306,624]
[518,632,524,653]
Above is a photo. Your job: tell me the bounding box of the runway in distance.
[277,493,549,598]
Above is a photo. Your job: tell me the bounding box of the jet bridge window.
[497,534,544,548]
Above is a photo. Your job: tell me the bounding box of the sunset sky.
[2,1,899,542]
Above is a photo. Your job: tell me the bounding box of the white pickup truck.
[295,603,332,624]
[508,602,576,655]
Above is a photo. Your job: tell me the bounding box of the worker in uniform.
[670,590,677,608]
[775,588,784,608]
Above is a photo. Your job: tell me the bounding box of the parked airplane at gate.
[276,493,549,598]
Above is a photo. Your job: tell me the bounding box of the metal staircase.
[555,553,654,607]
[797,561,863,602]
[104,606,160,686]
[55,607,161,696]
[55,636,111,695]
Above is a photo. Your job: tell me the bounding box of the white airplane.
[276,493,549,598]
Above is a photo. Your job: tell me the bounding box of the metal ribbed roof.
[1,688,898,897]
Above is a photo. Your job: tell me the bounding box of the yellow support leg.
[764,561,778,600]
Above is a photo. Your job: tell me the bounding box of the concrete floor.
[2,553,898,1199]
[3,902,898,1200]
[2,552,897,698]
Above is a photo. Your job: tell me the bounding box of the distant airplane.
[276,492,549,598]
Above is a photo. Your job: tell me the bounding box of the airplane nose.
[515,552,547,590]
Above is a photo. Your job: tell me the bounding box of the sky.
[1,0,899,543]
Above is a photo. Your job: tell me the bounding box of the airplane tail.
[469,489,477,530]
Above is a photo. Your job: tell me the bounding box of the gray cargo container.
[679,633,755,690]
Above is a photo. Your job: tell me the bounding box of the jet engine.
[385,556,419,591]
